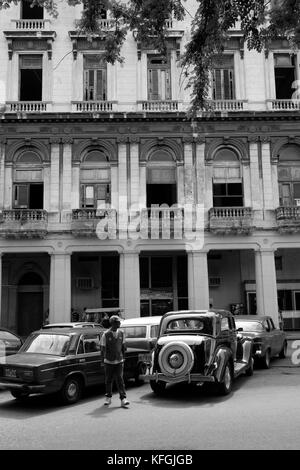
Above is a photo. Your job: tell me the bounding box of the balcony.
[209,207,254,235]
[209,100,248,112]
[71,209,117,237]
[6,101,51,113]
[139,207,191,240]
[0,210,48,238]
[137,101,180,112]
[276,206,300,233]
[71,101,116,113]
[267,100,300,111]
[10,19,51,31]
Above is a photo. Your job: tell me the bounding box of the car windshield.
[23,334,70,356]
[235,321,264,332]
[165,317,214,336]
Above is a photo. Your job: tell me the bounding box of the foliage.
[1,0,300,114]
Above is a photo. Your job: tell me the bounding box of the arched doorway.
[17,272,44,337]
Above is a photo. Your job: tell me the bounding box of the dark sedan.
[0,327,147,404]
[235,315,287,368]
[0,328,23,357]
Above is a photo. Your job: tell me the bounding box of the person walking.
[100,315,130,408]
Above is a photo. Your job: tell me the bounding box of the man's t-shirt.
[100,328,125,364]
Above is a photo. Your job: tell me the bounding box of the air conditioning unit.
[295,199,300,206]
[76,277,94,290]
[209,277,221,287]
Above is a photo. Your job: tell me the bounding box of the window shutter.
[14,185,29,208]
[96,69,106,101]
[279,183,291,206]
[148,69,159,100]
[84,70,90,101]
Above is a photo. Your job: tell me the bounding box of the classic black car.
[0,326,147,405]
[235,315,287,368]
[142,309,254,396]
[0,328,23,357]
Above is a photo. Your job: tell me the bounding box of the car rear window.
[165,317,214,336]
[122,326,147,338]
[235,321,264,332]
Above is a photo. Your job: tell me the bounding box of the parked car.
[0,326,147,404]
[42,322,102,329]
[142,309,254,396]
[120,316,162,351]
[235,315,287,368]
[0,328,23,357]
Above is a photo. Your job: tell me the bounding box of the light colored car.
[120,316,162,351]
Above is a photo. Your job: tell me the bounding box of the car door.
[82,333,104,385]
[267,318,284,355]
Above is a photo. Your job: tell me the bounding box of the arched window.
[146,149,177,207]
[80,148,111,209]
[278,144,300,206]
[13,148,44,209]
[212,147,243,207]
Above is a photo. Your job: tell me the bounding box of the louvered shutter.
[148,69,159,100]
[14,185,29,208]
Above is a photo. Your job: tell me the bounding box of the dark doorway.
[29,184,44,209]
[18,272,44,337]
[275,68,295,99]
[147,184,177,207]
[20,69,42,101]
[22,0,43,19]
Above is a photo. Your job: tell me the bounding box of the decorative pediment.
[4,31,56,60]
[68,32,106,60]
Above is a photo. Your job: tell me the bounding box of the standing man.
[100,315,130,407]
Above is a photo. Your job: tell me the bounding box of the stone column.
[118,139,128,237]
[119,252,140,318]
[255,248,278,326]
[129,139,140,208]
[0,253,2,324]
[261,138,275,210]
[184,139,194,204]
[139,162,147,208]
[49,138,60,212]
[242,161,252,207]
[0,139,6,209]
[188,251,209,310]
[4,163,12,210]
[71,161,80,209]
[249,139,263,210]
[49,253,71,323]
[62,138,72,211]
[195,140,205,205]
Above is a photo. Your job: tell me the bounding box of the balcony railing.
[138,101,180,112]
[11,19,51,30]
[209,207,253,234]
[209,100,248,112]
[6,101,51,113]
[71,208,117,237]
[276,206,300,233]
[267,99,300,111]
[0,210,48,238]
[71,101,116,112]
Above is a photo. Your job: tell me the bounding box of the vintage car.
[120,316,162,351]
[142,309,254,396]
[0,328,23,357]
[42,322,102,329]
[235,315,287,368]
[0,326,147,405]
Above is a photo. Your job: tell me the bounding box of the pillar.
[184,139,194,204]
[49,138,60,212]
[261,138,275,210]
[118,140,128,237]
[0,139,5,209]
[188,251,209,310]
[49,253,71,322]
[249,139,263,210]
[129,139,140,208]
[119,252,140,319]
[62,138,72,211]
[255,248,279,327]
[0,253,2,324]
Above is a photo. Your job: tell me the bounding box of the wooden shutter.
[96,69,106,101]
[279,183,291,206]
[148,69,159,100]
[14,184,29,208]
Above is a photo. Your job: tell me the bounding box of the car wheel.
[60,376,82,405]
[217,363,233,396]
[135,362,147,385]
[11,390,30,401]
[279,341,287,359]
[150,380,166,396]
[245,357,254,377]
[261,349,271,369]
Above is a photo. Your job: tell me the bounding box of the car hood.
[157,335,213,347]
[0,353,64,367]
[239,331,263,339]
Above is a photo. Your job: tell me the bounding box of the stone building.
[0,0,300,336]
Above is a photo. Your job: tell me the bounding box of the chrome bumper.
[141,372,215,384]
[0,381,46,393]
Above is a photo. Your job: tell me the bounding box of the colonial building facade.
[0,0,300,336]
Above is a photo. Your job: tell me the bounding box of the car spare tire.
[158,341,194,377]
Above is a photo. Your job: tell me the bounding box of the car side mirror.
[237,327,243,332]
